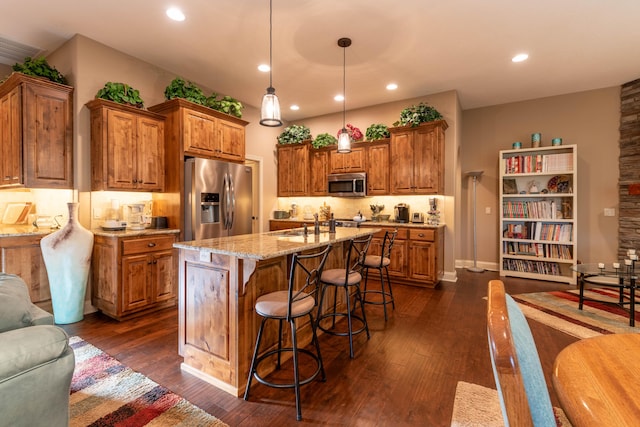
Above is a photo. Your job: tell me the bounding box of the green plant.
[277,124,311,144]
[312,133,337,148]
[12,56,67,84]
[206,95,244,118]
[164,78,243,118]
[365,123,390,141]
[393,102,442,127]
[95,82,145,108]
[164,77,207,104]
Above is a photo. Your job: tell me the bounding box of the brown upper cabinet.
[389,120,447,195]
[277,142,310,197]
[365,140,390,195]
[0,73,73,189]
[148,98,248,163]
[87,99,165,192]
[329,146,366,173]
[309,149,329,196]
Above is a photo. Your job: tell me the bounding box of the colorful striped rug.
[69,336,227,427]
[512,288,640,339]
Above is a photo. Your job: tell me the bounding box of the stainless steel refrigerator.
[184,157,253,240]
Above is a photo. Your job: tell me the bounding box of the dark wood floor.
[60,269,577,426]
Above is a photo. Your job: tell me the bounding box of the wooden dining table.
[552,333,640,427]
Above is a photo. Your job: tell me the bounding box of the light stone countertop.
[174,227,380,261]
[92,228,180,238]
[0,224,52,237]
[0,224,181,238]
[269,218,445,229]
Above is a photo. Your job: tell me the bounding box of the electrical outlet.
[93,208,102,219]
[604,208,616,217]
[485,207,491,214]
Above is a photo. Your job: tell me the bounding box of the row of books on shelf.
[503,200,568,219]
[503,152,573,174]
[502,259,563,276]
[503,241,573,259]
[503,222,573,242]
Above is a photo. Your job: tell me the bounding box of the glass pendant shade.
[260,87,282,126]
[337,128,351,153]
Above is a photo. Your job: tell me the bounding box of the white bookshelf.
[499,144,577,284]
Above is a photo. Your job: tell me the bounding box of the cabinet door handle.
[153,260,157,264]
[147,242,156,247]
[418,233,424,237]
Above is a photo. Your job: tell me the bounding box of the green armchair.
[0,273,75,427]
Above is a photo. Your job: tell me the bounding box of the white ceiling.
[2,0,639,121]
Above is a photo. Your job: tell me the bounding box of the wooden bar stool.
[244,244,332,421]
[362,229,397,321]
[316,234,372,358]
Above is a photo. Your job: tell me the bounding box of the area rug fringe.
[512,288,640,339]
[69,336,228,427]
[450,381,571,426]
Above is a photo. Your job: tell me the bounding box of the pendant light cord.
[342,43,346,129]
[269,0,273,89]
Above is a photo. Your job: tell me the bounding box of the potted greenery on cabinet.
[277,124,312,145]
[163,77,244,118]
[95,82,145,108]
[393,102,442,127]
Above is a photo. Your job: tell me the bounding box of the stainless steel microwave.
[327,173,367,197]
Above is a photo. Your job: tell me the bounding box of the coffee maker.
[394,203,410,223]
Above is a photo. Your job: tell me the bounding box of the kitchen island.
[173,226,379,396]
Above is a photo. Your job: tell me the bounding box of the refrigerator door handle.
[229,174,236,230]
[222,173,229,229]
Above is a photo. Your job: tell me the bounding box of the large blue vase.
[41,202,94,324]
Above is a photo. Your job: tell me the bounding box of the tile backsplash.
[0,189,75,225]
[276,195,446,222]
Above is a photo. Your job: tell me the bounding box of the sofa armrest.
[29,305,54,326]
[0,325,72,382]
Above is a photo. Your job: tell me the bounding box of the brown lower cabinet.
[363,225,444,287]
[0,233,51,308]
[92,233,178,320]
[269,221,444,287]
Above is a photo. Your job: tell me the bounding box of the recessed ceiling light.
[334,94,344,102]
[386,83,398,90]
[290,105,300,111]
[258,64,270,72]
[166,7,185,21]
[512,53,529,63]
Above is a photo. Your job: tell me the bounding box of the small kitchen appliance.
[394,203,410,223]
[411,212,424,223]
[127,204,146,230]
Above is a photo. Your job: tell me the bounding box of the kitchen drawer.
[122,235,175,255]
[409,229,435,241]
[367,226,408,240]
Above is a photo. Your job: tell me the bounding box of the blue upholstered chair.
[486,279,556,427]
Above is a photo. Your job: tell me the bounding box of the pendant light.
[260,0,282,127]
[337,37,352,153]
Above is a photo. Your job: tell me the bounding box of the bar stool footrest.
[362,289,394,306]
[318,313,368,336]
[252,347,324,389]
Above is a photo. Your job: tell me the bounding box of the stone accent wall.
[619,78,640,257]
